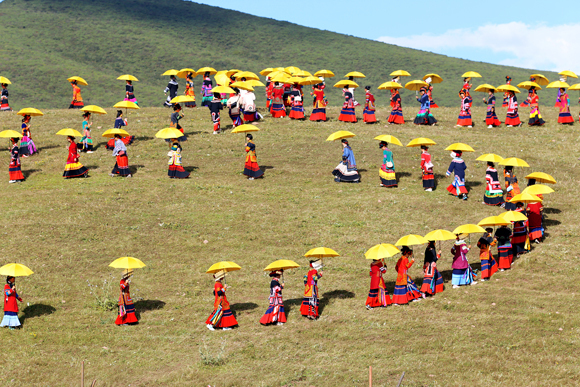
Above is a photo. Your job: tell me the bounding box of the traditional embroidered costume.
[243,135,264,179]
[206,272,238,330]
[379,142,397,187]
[333,140,360,183]
[300,260,322,319]
[81,113,93,153]
[484,93,501,127]
[207,97,223,134]
[8,140,24,183]
[505,93,521,127]
[167,144,190,178]
[528,89,545,126]
[363,87,376,123]
[270,83,286,118]
[0,84,11,111]
[451,239,476,287]
[164,76,179,107]
[69,81,84,109]
[421,243,444,296]
[20,117,37,156]
[420,146,435,191]
[226,93,243,127]
[1,277,22,328]
[111,137,131,177]
[456,91,473,127]
[427,84,439,108]
[260,272,286,325]
[502,76,511,107]
[495,226,513,270]
[241,91,259,122]
[557,89,574,124]
[387,89,404,124]
[184,75,196,107]
[414,89,437,125]
[200,74,213,107]
[289,87,305,119]
[504,166,520,211]
[484,163,504,206]
[512,205,529,256]
[392,249,421,305]
[477,238,498,280]
[446,151,468,200]
[527,200,543,243]
[63,137,88,178]
[115,270,138,325]
[338,89,357,123]
[124,81,137,104]
[310,86,327,121]
[107,112,135,150]
[365,260,392,308]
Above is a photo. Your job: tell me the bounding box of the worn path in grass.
[0,106,578,386]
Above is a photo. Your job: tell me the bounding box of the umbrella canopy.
[404,80,428,91]
[525,172,556,184]
[162,69,179,76]
[16,108,44,117]
[476,153,504,163]
[0,263,33,277]
[547,80,570,89]
[117,74,139,82]
[285,66,301,75]
[231,124,260,134]
[212,85,237,94]
[0,130,23,138]
[559,70,578,78]
[56,128,82,137]
[264,260,300,272]
[155,128,185,139]
[395,234,428,246]
[80,105,107,115]
[517,81,541,90]
[364,244,400,260]
[314,70,335,78]
[530,74,549,86]
[286,76,304,84]
[67,76,88,86]
[461,71,482,78]
[102,128,130,138]
[114,101,140,110]
[0,76,12,84]
[406,137,436,147]
[445,143,475,152]
[374,135,402,146]
[214,73,231,86]
[499,157,529,167]
[509,193,542,203]
[344,71,365,78]
[304,247,340,259]
[270,74,291,83]
[333,80,359,88]
[246,79,265,87]
[474,84,496,93]
[197,67,217,75]
[496,84,520,93]
[390,70,411,77]
[499,211,528,222]
[260,68,274,76]
[294,70,312,77]
[300,76,323,86]
[206,261,241,274]
[177,69,197,79]
[109,257,146,269]
[523,184,555,196]
[423,74,443,83]
[452,224,486,235]
[378,81,402,90]
[234,71,260,81]
[424,229,456,241]
[478,216,510,227]
[170,95,195,104]
[569,83,580,91]
[326,130,355,142]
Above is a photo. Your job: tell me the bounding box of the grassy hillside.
[0,0,561,109]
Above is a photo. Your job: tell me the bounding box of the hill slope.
[0,0,560,109]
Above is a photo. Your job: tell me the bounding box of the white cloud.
[377,22,580,73]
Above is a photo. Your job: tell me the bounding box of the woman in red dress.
[365,259,392,309]
[1,276,23,329]
[387,89,404,124]
[115,270,138,325]
[300,260,323,319]
[421,241,444,296]
[392,247,422,305]
[9,138,24,183]
[243,134,264,180]
[420,145,435,191]
[270,82,286,118]
[260,270,286,325]
[69,80,84,109]
[527,198,544,244]
[310,84,327,121]
[63,136,88,178]
[363,86,377,123]
[206,271,238,330]
[110,135,131,177]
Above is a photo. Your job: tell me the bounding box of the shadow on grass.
[23,169,41,179]
[283,298,303,315]
[20,303,56,326]
[136,136,155,141]
[129,164,145,175]
[230,302,259,319]
[544,207,561,214]
[319,290,355,314]
[85,165,99,170]
[134,300,166,319]
[92,142,107,151]
[261,165,274,170]
[38,145,61,152]
[544,218,561,227]
[466,181,483,189]
[184,166,199,172]
[396,171,412,182]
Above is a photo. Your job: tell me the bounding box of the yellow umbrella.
[246,79,265,87]
[300,76,323,86]
[197,67,218,75]
[478,216,510,227]
[0,130,23,138]
[206,261,241,274]
[260,68,274,76]
[559,70,578,78]
[304,247,340,259]
[264,260,300,271]
[214,74,231,86]
[56,128,83,137]
[499,211,528,223]
[270,74,291,83]
[231,124,260,134]
[80,105,107,115]
[0,263,33,277]
[109,257,146,269]
[230,82,254,91]
[404,80,428,91]
[530,74,549,86]
[177,68,197,78]
[314,70,335,78]
[0,76,12,84]
[547,80,570,89]
[406,137,436,147]
[286,76,304,84]
[517,81,541,90]
[423,74,443,83]
[390,70,411,77]
[424,229,456,241]
[344,71,365,78]
[226,69,240,77]
[155,128,185,139]
[496,84,520,93]
[452,224,486,235]
[364,244,400,260]
[445,143,475,152]
[285,66,301,75]
[294,70,312,77]
[102,128,130,138]
[162,69,179,76]
[67,76,88,86]
[523,184,555,196]
[474,84,496,93]
[461,71,482,78]
[509,192,542,203]
[171,95,195,104]
[16,108,44,117]
[272,67,287,72]
[212,85,236,94]
[525,172,556,184]
[114,101,140,109]
[499,157,529,168]
[326,130,355,141]
[569,83,580,91]
[268,70,291,78]
[394,234,428,246]
[334,80,359,88]
[476,153,504,163]
[378,81,402,90]
[374,135,402,146]
[234,71,260,81]
[117,74,139,82]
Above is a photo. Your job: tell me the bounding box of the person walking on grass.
[363,86,377,123]
[260,270,286,326]
[478,237,498,281]
[484,90,501,128]
[69,80,84,109]
[0,83,12,111]
[505,90,522,127]
[110,134,131,178]
[446,150,468,201]
[494,224,513,271]
[503,165,520,211]
[414,87,437,125]
[332,139,361,183]
[208,93,223,134]
[164,75,179,107]
[528,87,545,126]
[455,90,473,128]
[243,134,264,180]
[107,110,135,150]
[63,136,88,179]
[392,246,422,305]
[421,241,444,296]
[378,141,397,188]
[184,73,195,108]
[483,162,504,206]
[300,260,323,319]
[421,145,435,192]
[20,114,37,157]
[81,112,93,153]
[8,138,24,184]
[226,88,243,128]
[387,88,404,125]
[167,144,190,179]
[1,276,23,329]
[338,86,357,123]
[206,271,238,331]
[365,259,392,309]
[309,83,327,122]
[124,80,138,105]
[557,88,574,125]
[451,235,477,288]
[115,270,138,325]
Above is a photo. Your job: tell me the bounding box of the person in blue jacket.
[446,150,468,200]
[414,87,437,125]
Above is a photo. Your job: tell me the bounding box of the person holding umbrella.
[528,87,545,126]
[259,270,286,326]
[201,72,213,107]
[512,202,529,256]
[110,134,131,178]
[63,136,89,178]
[332,139,361,183]
[414,87,437,126]
[446,150,468,201]
[483,90,501,128]
[504,166,520,210]
[0,83,11,111]
[1,276,23,329]
[163,75,179,107]
[8,137,24,183]
[124,80,137,105]
[527,196,544,244]
[107,110,135,150]
[477,237,498,281]
[557,88,574,125]
[310,83,327,122]
[81,112,93,153]
[387,88,404,125]
[20,115,37,157]
[392,246,422,305]
[226,88,243,128]
[420,145,435,192]
[206,270,238,330]
[502,76,511,107]
[484,162,504,206]
[270,82,286,118]
[379,141,397,188]
[455,90,473,128]
[363,86,376,123]
[421,241,444,296]
[243,133,264,180]
[365,259,392,309]
[451,235,476,288]
[288,84,305,120]
[505,90,522,127]
[115,269,138,325]
[167,143,190,179]
[170,103,187,140]
[494,225,513,271]
[300,259,323,319]
[184,73,195,108]
[69,80,84,109]
[338,86,357,123]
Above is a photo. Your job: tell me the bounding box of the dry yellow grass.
[0,104,578,386]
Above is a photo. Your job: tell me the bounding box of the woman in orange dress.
[63,136,88,178]
[115,270,138,325]
[69,80,84,109]
[206,271,238,330]
[392,246,422,305]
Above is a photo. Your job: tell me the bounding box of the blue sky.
[192,0,580,73]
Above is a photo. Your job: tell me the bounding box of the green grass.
[0,104,578,386]
[0,0,562,109]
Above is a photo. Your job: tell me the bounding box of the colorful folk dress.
[184,78,196,107]
[112,139,130,177]
[242,92,259,122]
[201,77,213,107]
[485,95,501,127]
[527,201,543,241]
[392,257,421,304]
[9,143,24,182]
[504,169,520,211]
[421,246,444,295]
[528,93,545,126]
[414,94,437,125]
[165,78,179,107]
[124,84,137,104]
[20,122,36,156]
[260,277,287,325]
[451,242,476,286]
[0,87,10,111]
[484,166,504,206]
[107,117,135,150]
[338,91,357,123]
[1,284,22,327]
[427,85,439,108]
[69,84,84,109]
[206,282,238,328]
[379,148,397,187]
[300,268,322,319]
[310,88,327,121]
[115,279,138,325]
[505,95,521,126]
[457,96,472,126]
[365,261,392,308]
[208,99,223,134]
[512,208,529,255]
[478,240,498,280]
[446,157,467,197]
[388,91,404,124]
[495,226,513,270]
[289,89,305,119]
[421,151,435,189]
[270,86,286,118]
[243,141,264,179]
[333,145,361,182]
[167,148,190,178]
[63,142,88,178]
[558,91,574,124]
[363,91,377,123]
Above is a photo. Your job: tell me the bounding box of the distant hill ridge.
[0,0,559,109]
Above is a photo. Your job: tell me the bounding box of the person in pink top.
[451,235,477,289]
